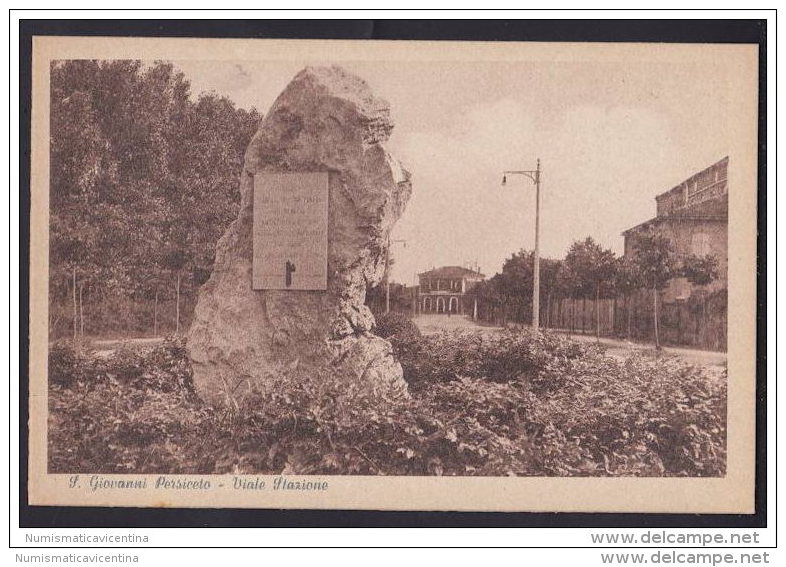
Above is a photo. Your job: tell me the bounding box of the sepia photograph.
[26,34,760,513]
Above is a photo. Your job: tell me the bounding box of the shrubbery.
[392,329,601,391]
[48,330,726,477]
[374,311,421,342]
[48,336,194,393]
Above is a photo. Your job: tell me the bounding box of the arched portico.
[418,266,486,317]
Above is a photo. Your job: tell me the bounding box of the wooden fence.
[480,288,727,351]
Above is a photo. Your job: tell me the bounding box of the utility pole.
[385,238,407,314]
[502,159,542,331]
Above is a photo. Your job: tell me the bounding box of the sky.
[172,57,735,285]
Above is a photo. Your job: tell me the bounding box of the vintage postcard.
[27,35,759,512]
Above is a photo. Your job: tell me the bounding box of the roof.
[622,192,728,236]
[622,157,729,237]
[622,212,727,236]
[655,156,729,203]
[418,265,486,279]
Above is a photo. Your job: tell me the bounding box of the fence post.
[610,298,615,336]
[72,267,77,342]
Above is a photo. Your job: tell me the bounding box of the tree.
[555,260,580,334]
[465,274,507,325]
[562,237,617,340]
[49,60,261,340]
[629,228,679,349]
[50,64,121,341]
[681,254,719,287]
[495,250,562,326]
[539,258,562,328]
[615,256,644,339]
[500,250,533,324]
[366,281,410,315]
[681,253,720,344]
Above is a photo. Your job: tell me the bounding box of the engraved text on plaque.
[252,172,329,290]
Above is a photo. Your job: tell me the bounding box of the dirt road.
[411,314,503,335]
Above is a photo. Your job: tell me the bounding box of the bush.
[526,354,726,476]
[394,329,601,390]
[108,336,195,394]
[374,311,421,341]
[48,335,193,394]
[47,329,726,477]
[205,368,543,476]
[48,381,212,473]
[48,340,102,388]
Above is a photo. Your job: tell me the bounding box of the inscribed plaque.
[252,172,328,290]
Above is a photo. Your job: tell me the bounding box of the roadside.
[549,330,727,368]
[75,314,726,371]
[87,337,166,358]
[411,314,727,369]
[411,313,504,335]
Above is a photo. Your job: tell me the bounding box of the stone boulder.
[187,65,412,406]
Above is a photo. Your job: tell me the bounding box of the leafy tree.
[159,91,260,333]
[497,250,562,326]
[366,281,411,315]
[562,237,617,340]
[49,60,261,339]
[681,253,720,343]
[462,251,561,327]
[681,254,719,287]
[615,256,644,339]
[554,260,581,334]
[499,250,534,323]
[465,274,506,325]
[539,258,562,328]
[629,228,679,349]
[50,63,122,340]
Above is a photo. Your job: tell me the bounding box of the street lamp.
[385,238,407,314]
[502,158,542,332]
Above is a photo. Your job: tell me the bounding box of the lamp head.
[501,174,507,186]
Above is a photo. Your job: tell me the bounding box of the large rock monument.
[187,66,412,406]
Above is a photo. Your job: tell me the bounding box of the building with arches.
[417,266,485,315]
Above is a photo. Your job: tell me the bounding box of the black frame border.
[15,15,769,532]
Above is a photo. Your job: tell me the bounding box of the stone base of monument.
[187,65,412,407]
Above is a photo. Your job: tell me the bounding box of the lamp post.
[502,159,542,332]
[385,238,407,314]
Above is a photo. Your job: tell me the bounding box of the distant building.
[417,266,485,314]
[622,156,728,302]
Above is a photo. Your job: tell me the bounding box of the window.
[691,232,711,256]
